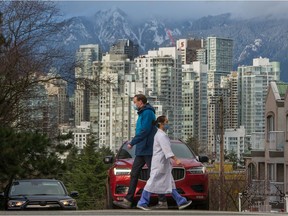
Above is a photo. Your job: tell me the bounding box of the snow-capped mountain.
[58,8,288,81]
[93,8,138,51]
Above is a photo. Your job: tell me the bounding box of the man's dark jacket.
[130,103,157,156]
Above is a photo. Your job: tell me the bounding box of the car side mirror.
[0,192,4,197]
[198,155,209,163]
[70,191,79,198]
[103,155,114,164]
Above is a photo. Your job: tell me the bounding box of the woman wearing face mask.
[137,115,192,210]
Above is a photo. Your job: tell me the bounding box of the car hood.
[9,195,72,201]
[171,158,203,168]
[116,158,203,169]
[115,158,136,167]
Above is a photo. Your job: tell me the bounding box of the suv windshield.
[9,180,66,196]
[117,142,196,159]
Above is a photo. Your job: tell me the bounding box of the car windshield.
[117,142,196,159]
[9,180,66,196]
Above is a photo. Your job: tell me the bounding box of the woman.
[137,115,192,210]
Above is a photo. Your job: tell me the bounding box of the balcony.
[268,131,285,151]
[269,181,284,204]
[249,180,266,197]
[251,132,265,150]
[248,180,284,200]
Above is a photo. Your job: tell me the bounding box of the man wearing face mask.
[113,94,167,209]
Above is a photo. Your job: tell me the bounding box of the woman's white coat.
[144,129,176,194]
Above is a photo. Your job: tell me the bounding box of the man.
[113,94,167,209]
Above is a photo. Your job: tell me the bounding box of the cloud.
[56,1,288,21]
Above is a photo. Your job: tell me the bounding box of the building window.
[277,163,284,182]
[268,163,275,181]
[267,113,274,140]
[258,162,265,180]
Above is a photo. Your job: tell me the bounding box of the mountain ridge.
[59,8,288,81]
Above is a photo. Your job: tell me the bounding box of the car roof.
[120,139,185,147]
[170,140,185,144]
[13,179,60,182]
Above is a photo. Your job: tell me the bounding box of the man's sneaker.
[178,200,192,210]
[113,198,132,209]
[151,201,168,209]
[137,204,151,211]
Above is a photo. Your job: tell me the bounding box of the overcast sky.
[56,1,288,21]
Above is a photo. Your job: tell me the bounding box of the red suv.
[104,140,209,209]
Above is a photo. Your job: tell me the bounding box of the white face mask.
[132,104,138,111]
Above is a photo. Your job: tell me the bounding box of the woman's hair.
[153,115,166,128]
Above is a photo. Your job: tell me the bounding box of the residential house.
[245,81,288,211]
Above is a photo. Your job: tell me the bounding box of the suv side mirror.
[70,191,79,198]
[103,156,114,164]
[198,155,209,163]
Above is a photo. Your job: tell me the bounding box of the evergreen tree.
[224,149,238,169]
[0,127,69,189]
[62,138,114,210]
[185,136,200,155]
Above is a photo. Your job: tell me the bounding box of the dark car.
[0,179,78,210]
[104,140,209,209]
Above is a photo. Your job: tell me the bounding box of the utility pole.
[109,84,113,151]
[219,96,225,211]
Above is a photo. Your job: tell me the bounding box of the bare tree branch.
[0,1,74,130]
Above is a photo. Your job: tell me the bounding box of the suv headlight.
[60,199,77,206]
[187,166,206,174]
[8,200,26,207]
[113,168,131,175]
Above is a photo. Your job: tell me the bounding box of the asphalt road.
[0,210,287,216]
